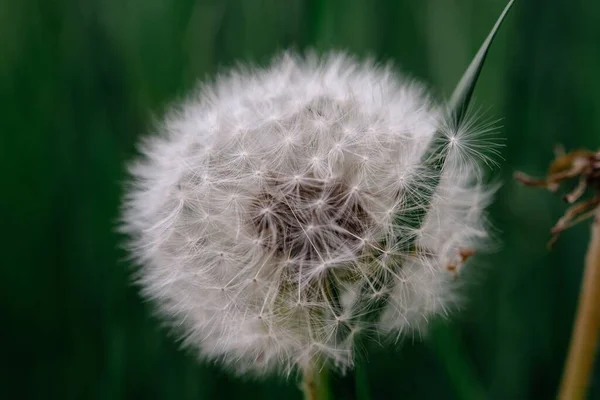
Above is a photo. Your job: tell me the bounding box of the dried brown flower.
[514,146,600,246]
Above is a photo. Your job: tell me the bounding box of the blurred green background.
[2,0,599,398]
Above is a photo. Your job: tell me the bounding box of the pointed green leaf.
[449,0,515,128]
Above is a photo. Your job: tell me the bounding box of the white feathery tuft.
[121,51,495,377]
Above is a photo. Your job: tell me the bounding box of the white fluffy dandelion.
[121,51,495,377]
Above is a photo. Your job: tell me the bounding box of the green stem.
[302,365,330,400]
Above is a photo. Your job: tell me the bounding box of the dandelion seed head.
[121,51,494,376]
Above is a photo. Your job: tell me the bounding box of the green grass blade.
[449,0,516,128]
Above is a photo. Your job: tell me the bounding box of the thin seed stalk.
[559,207,600,400]
[302,364,330,400]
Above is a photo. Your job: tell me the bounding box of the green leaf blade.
[449,0,516,128]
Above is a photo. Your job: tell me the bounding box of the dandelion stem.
[558,207,600,400]
[302,364,330,400]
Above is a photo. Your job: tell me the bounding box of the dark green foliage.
[1,0,599,399]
